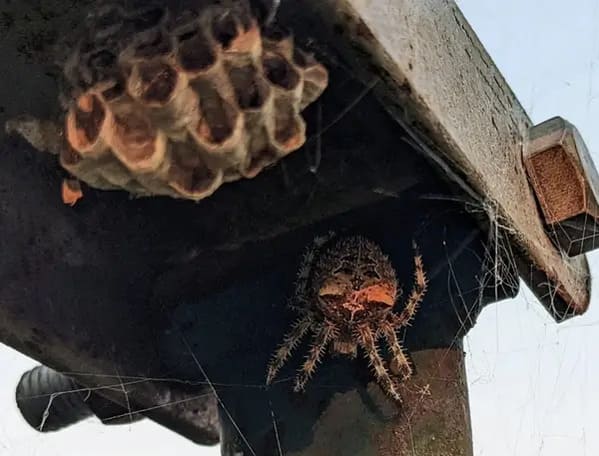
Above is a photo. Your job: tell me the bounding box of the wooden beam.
[290,0,591,318]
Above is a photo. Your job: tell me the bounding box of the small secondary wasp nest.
[59,3,328,200]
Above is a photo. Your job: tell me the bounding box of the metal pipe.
[16,365,93,432]
[15,365,145,432]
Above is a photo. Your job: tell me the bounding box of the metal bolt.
[524,117,599,256]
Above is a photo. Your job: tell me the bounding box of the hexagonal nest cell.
[59,2,328,200]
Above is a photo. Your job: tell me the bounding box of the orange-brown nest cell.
[56,3,328,200]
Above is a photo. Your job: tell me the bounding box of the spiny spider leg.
[293,321,337,392]
[356,325,402,402]
[380,320,412,380]
[393,243,428,327]
[266,312,313,385]
[293,231,336,304]
[269,233,337,386]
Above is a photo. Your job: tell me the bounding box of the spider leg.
[266,312,313,385]
[293,231,336,306]
[380,320,412,380]
[393,242,428,328]
[356,325,402,402]
[293,321,337,392]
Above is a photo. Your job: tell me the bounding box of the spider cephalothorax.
[266,235,428,402]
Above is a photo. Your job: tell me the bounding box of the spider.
[266,234,428,402]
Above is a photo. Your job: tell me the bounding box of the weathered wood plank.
[293,0,590,318]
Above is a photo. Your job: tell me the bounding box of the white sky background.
[1,1,599,455]
[459,0,599,455]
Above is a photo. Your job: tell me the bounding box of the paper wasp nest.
[59,3,328,200]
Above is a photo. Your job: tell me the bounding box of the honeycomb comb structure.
[60,3,328,200]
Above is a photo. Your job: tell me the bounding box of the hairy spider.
[266,234,428,401]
